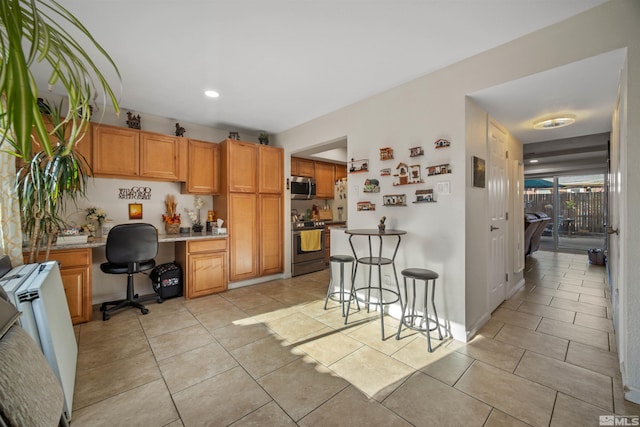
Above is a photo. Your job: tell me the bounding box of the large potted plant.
[0,0,121,262]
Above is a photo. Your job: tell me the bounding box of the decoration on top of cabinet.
[383,194,407,206]
[228,131,240,140]
[349,158,368,173]
[434,138,450,149]
[379,147,394,161]
[119,186,152,200]
[393,162,423,186]
[363,178,380,193]
[258,132,269,145]
[426,163,451,176]
[380,168,391,176]
[357,201,375,211]
[413,188,436,203]
[126,111,141,129]
[175,123,186,137]
[409,146,424,157]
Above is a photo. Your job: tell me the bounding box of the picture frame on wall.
[129,203,143,219]
[472,156,486,188]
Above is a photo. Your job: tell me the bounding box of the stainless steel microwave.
[290,176,316,199]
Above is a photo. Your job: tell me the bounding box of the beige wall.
[275,0,640,399]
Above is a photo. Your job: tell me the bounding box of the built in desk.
[344,228,406,340]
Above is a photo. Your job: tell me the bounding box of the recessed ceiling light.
[533,114,576,130]
[204,90,220,98]
[530,159,539,163]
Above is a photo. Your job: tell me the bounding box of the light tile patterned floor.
[71,251,640,426]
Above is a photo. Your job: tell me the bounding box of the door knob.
[606,226,619,235]
[490,225,500,231]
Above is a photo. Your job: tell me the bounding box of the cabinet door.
[187,252,226,298]
[315,161,335,199]
[229,192,258,281]
[183,140,217,194]
[259,194,283,275]
[92,125,139,177]
[59,266,90,324]
[292,157,314,178]
[140,132,179,180]
[259,145,283,194]
[228,140,257,193]
[335,164,347,181]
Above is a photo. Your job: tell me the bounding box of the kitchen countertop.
[26,231,227,251]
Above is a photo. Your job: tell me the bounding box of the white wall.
[275,0,640,365]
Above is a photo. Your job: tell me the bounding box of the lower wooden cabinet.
[175,238,227,299]
[259,194,283,275]
[25,247,93,325]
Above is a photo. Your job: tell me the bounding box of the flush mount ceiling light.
[529,159,539,163]
[204,90,220,98]
[533,114,576,130]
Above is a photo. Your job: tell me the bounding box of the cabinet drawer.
[188,239,227,253]
[27,248,90,268]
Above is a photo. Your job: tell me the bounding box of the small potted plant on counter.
[162,195,181,234]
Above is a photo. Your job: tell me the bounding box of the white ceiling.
[34,0,613,140]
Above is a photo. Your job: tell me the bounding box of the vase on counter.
[165,223,180,234]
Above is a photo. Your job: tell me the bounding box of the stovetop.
[292,220,326,230]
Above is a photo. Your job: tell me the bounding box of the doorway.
[524,174,606,252]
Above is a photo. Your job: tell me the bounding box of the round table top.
[345,229,407,236]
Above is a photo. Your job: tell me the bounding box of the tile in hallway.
[71,252,635,426]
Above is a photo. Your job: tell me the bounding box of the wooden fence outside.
[524,191,605,234]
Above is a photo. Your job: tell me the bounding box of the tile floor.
[71,251,640,426]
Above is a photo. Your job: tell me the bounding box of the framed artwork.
[472,156,486,188]
[129,203,143,219]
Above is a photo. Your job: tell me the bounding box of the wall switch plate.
[437,181,451,195]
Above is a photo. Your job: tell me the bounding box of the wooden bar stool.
[324,255,359,317]
[396,268,443,352]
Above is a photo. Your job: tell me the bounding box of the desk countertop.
[28,232,227,251]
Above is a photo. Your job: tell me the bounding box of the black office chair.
[100,223,158,320]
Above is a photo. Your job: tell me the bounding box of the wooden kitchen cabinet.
[181,139,220,194]
[25,248,92,324]
[228,140,257,193]
[335,164,347,181]
[214,139,284,282]
[92,123,184,181]
[140,132,180,180]
[228,192,258,281]
[259,145,283,194]
[175,238,227,298]
[259,194,284,275]
[92,124,139,177]
[291,157,314,178]
[314,161,335,199]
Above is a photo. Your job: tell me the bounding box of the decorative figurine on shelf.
[126,111,141,129]
[378,216,387,232]
[228,131,240,140]
[258,132,269,145]
[175,122,186,137]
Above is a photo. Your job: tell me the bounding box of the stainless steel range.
[291,220,326,277]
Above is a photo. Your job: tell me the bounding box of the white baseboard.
[507,278,526,299]
[625,384,640,404]
[466,312,491,341]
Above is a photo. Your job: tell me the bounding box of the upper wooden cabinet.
[92,123,183,181]
[314,161,335,199]
[228,140,258,193]
[335,164,347,181]
[259,145,284,194]
[291,157,314,177]
[92,124,139,177]
[181,139,220,194]
[140,132,180,180]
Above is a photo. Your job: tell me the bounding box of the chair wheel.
[141,308,149,315]
[103,312,110,321]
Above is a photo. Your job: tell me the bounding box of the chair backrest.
[105,223,158,265]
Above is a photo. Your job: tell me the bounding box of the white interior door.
[488,120,508,312]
